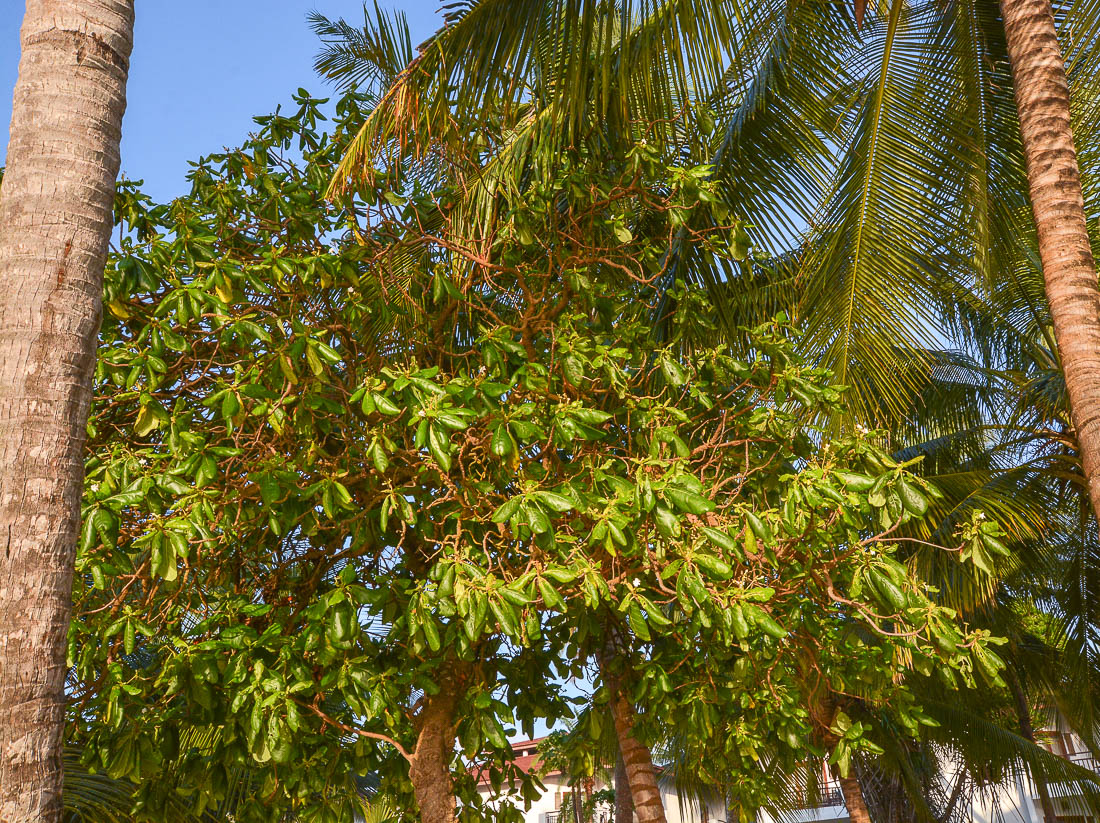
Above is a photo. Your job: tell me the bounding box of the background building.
[480,731,1099,823]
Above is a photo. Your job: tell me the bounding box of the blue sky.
[1,2,442,203]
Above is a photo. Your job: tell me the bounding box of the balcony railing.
[545,812,611,823]
[1066,751,1100,773]
[792,780,845,810]
[1022,749,1100,804]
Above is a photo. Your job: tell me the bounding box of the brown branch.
[305,701,413,763]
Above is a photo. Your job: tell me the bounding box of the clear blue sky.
[1,2,443,203]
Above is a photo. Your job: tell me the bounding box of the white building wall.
[970,773,1037,823]
[758,804,848,823]
[656,781,725,823]
[478,772,571,823]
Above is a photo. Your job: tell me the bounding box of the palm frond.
[310,3,415,95]
[925,700,1100,817]
[62,746,134,823]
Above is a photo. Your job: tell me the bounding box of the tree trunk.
[839,775,872,823]
[0,3,134,821]
[600,631,666,823]
[408,685,460,823]
[615,749,635,823]
[606,683,667,823]
[1000,0,1100,532]
[1007,672,1058,823]
[821,700,873,823]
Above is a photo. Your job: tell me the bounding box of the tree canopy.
[64,84,1013,823]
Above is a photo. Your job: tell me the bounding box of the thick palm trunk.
[839,775,872,823]
[600,633,665,823]
[614,749,635,823]
[999,0,1100,531]
[822,700,872,823]
[605,681,667,823]
[0,3,133,820]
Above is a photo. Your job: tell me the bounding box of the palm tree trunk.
[615,749,635,823]
[1007,672,1058,823]
[838,775,872,823]
[821,700,873,823]
[0,3,133,820]
[999,0,1100,531]
[606,682,667,823]
[599,632,666,823]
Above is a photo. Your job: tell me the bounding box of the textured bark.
[603,671,666,823]
[0,3,134,820]
[615,749,635,823]
[408,679,461,823]
[839,775,873,823]
[409,693,458,823]
[1000,0,1100,532]
[1007,673,1058,823]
